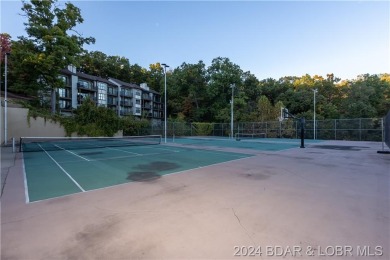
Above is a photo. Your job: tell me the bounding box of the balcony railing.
[77,95,97,104]
[107,90,118,96]
[59,94,72,100]
[77,82,97,91]
[142,95,151,101]
[120,91,133,97]
[107,100,118,106]
[120,110,133,116]
[120,101,132,107]
[143,104,151,109]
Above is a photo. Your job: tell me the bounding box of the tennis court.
[2,138,388,259]
[22,136,253,202]
[170,136,323,150]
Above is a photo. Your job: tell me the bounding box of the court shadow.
[127,171,161,182]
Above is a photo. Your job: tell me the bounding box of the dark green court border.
[23,145,253,202]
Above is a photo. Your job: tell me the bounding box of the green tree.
[79,51,109,77]
[206,57,243,122]
[340,76,377,118]
[147,62,164,92]
[168,61,208,121]
[10,0,95,113]
[1,33,12,91]
[129,64,148,84]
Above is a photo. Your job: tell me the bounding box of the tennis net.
[19,135,162,152]
[235,133,266,141]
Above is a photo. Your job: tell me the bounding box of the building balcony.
[120,91,133,97]
[107,100,118,106]
[107,91,118,96]
[143,104,151,109]
[142,95,151,101]
[120,101,132,107]
[77,95,97,104]
[59,95,72,100]
[120,110,133,116]
[77,82,97,91]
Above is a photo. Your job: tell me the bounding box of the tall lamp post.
[162,63,169,143]
[4,52,10,145]
[230,84,235,139]
[313,88,318,140]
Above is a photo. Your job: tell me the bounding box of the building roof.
[60,68,76,76]
[60,67,160,95]
[108,78,141,90]
[76,72,115,86]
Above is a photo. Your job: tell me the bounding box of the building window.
[58,88,71,99]
[97,82,107,90]
[98,93,106,101]
[97,82,107,105]
[108,96,118,105]
[58,88,66,98]
[59,100,71,110]
[108,87,117,96]
[136,100,140,105]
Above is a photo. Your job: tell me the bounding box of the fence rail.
[138,118,384,142]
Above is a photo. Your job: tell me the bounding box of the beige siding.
[1,107,122,144]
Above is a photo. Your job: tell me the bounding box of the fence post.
[359,118,362,141]
[279,121,282,138]
[334,119,337,140]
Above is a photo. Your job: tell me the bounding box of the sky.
[1,0,389,81]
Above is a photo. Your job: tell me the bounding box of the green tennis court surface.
[170,137,323,150]
[23,145,252,202]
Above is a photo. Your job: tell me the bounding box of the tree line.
[1,0,389,123]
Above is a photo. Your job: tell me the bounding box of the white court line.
[38,144,85,192]
[54,144,90,161]
[154,147,180,152]
[28,153,254,204]
[87,151,180,162]
[21,152,30,203]
[50,150,181,164]
[137,146,180,152]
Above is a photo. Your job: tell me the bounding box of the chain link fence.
[385,111,390,148]
[140,118,384,142]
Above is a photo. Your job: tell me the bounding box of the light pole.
[313,88,318,140]
[230,84,235,139]
[162,63,169,143]
[4,52,10,145]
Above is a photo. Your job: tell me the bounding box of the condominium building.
[57,65,162,122]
